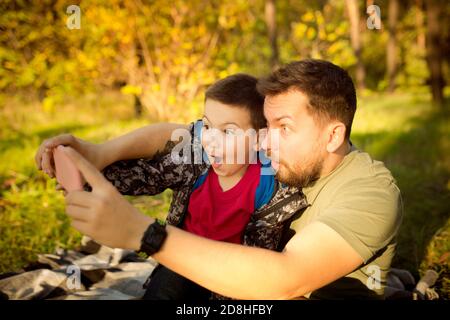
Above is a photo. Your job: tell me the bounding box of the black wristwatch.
[138,220,167,257]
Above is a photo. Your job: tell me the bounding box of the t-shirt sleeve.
[315,177,403,263]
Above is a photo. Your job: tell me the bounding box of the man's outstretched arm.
[63,147,364,300]
[149,221,363,299]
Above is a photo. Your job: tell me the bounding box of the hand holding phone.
[53,145,84,192]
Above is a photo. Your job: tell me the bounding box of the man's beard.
[275,150,324,188]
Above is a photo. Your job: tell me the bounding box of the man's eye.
[224,129,235,135]
[281,125,290,133]
[203,124,209,130]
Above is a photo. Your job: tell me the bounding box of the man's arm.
[146,221,363,299]
[63,147,364,300]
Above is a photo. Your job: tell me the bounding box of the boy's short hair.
[205,74,266,129]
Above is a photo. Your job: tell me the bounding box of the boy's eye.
[281,125,290,133]
[224,128,235,135]
[203,124,209,130]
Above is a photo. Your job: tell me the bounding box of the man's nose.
[259,128,269,151]
[260,128,278,151]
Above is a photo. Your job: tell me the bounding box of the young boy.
[143,74,276,299]
[36,74,308,300]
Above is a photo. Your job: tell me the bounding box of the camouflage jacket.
[101,121,309,252]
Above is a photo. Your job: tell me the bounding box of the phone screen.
[53,146,84,192]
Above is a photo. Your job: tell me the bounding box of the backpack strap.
[254,160,275,209]
[192,171,208,191]
[191,119,210,192]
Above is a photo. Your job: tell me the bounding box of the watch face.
[140,221,167,256]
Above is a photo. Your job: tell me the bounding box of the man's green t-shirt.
[290,146,403,299]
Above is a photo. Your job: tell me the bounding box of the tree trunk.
[345,0,366,91]
[387,0,399,92]
[415,0,425,50]
[265,0,279,70]
[134,95,143,118]
[425,0,445,107]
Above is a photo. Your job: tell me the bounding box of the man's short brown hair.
[256,59,357,139]
[205,73,266,129]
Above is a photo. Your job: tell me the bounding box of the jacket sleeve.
[94,121,205,195]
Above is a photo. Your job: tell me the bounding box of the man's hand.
[35,134,107,178]
[63,147,153,250]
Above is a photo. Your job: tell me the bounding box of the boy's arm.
[99,123,189,169]
[35,122,188,177]
[98,121,203,196]
[100,153,193,196]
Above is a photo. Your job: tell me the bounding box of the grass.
[0,92,173,274]
[0,91,448,298]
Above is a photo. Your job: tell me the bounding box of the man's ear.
[326,122,346,153]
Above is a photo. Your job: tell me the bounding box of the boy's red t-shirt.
[182,163,261,244]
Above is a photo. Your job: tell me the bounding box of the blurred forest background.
[0,0,449,298]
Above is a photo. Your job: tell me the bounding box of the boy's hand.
[55,183,68,196]
[35,134,106,178]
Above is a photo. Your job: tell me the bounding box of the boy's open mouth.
[208,154,223,168]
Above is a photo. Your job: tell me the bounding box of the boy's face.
[201,99,257,177]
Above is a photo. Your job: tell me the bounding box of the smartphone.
[53,145,84,192]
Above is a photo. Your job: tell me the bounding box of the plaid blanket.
[0,236,156,300]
